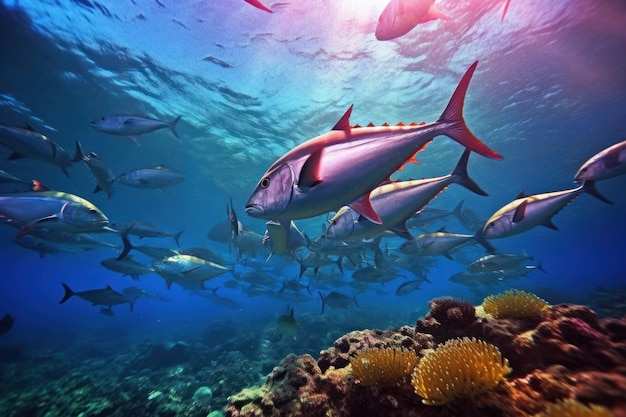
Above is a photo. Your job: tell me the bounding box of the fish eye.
[260,177,270,189]
[488,221,495,227]
[89,208,98,214]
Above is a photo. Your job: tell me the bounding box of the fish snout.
[245,204,265,217]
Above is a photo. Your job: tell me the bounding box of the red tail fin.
[437,61,503,160]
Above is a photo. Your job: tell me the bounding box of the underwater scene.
[1,0,625,416]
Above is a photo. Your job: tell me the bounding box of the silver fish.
[574,139,626,182]
[90,114,182,144]
[74,141,116,199]
[115,165,185,189]
[0,191,109,238]
[152,254,229,289]
[0,123,77,176]
[59,283,134,312]
[100,256,155,280]
[112,220,183,247]
[482,181,612,239]
[325,148,486,241]
[246,61,501,224]
[400,227,494,259]
[395,278,431,296]
[264,219,308,259]
[319,291,359,314]
[467,252,533,273]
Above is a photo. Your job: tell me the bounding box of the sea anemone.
[350,347,420,387]
[429,297,476,327]
[533,399,615,417]
[411,337,511,405]
[482,289,548,319]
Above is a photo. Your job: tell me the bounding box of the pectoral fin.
[349,193,382,224]
[298,147,323,188]
[512,200,528,223]
[541,218,559,231]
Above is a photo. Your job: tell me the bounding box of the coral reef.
[412,337,511,405]
[227,301,626,417]
[482,289,548,319]
[350,347,420,387]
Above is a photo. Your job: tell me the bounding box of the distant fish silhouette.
[245,0,273,13]
[375,0,450,41]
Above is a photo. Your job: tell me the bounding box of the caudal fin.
[451,149,488,196]
[169,116,182,140]
[59,283,75,304]
[438,61,503,160]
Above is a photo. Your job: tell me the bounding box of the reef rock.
[226,301,626,417]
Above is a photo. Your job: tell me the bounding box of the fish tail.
[335,256,344,275]
[72,140,85,163]
[117,233,133,260]
[169,116,182,140]
[318,291,326,314]
[474,230,497,254]
[59,283,75,304]
[537,261,547,274]
[451,148,488,196]
[437,61,503,160]
[173,230,184,247]
[582,180,613,205]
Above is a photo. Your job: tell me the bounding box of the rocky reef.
[226,299,626,417]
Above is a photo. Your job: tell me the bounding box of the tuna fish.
[0,123,78,176]
[90,114,182,144]
[318,291,359,314]
[324,148,486,241]
[574,140,626,183]
[246,61,502,224]
[59,283,134,312]
[482,181,612,239]
[0,191,109,238]
[115,165,185,189]
[74,141,116,199]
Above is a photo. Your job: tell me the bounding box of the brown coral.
[411,337,512,405]
[350,347,420,387]
[532,399,615,417]
[482,289,548,319]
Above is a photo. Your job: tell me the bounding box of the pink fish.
[244,0,273,13]
[375,0,450,41]
[245,61,502,224]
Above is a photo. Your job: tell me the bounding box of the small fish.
[467,252,533,273]
[452,200,486,232]
[244,0,273,13]
[351,265,399,284]
[0,123,78,176]
[152,254,230,289]
[15,235,82,257]
[246,61,502,225]
[0,313,14,336]
[482,181,612,239]
[59,283,134,312]
[297,251,344,278]
[264,219,308,259]
[115,165,185,189]
[0,191,110,239]
[318,291,359,314]
[574,140,626,183]
[405,207,453,229]
[400,227,495,259]
[276,306,299,339]
[100,256,155,280]
[395,278,431,296]
[74,141,116,199]
[113,220,183,247]
[279,278,311,295]
[90,114,182,144]
[375,0,450,41]
[325,148,486,241]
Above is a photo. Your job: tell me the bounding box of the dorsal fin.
[516,190,527,199]
[367,122,375,127]
[332,105,353,131]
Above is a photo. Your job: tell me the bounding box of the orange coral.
[411,337,511,405]
[533,399,615,417]
[350,347,419,387]
[482,289,548,319]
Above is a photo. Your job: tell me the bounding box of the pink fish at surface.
[375,0,450,41]
[245,61,502,225]
[244,0,273,13]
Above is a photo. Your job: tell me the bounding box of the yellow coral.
[350,347,419,387]
[533,399,615,417]
[482,289,548,319]
[411,337,511,405]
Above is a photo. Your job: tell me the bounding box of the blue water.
[0,0,625,415]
